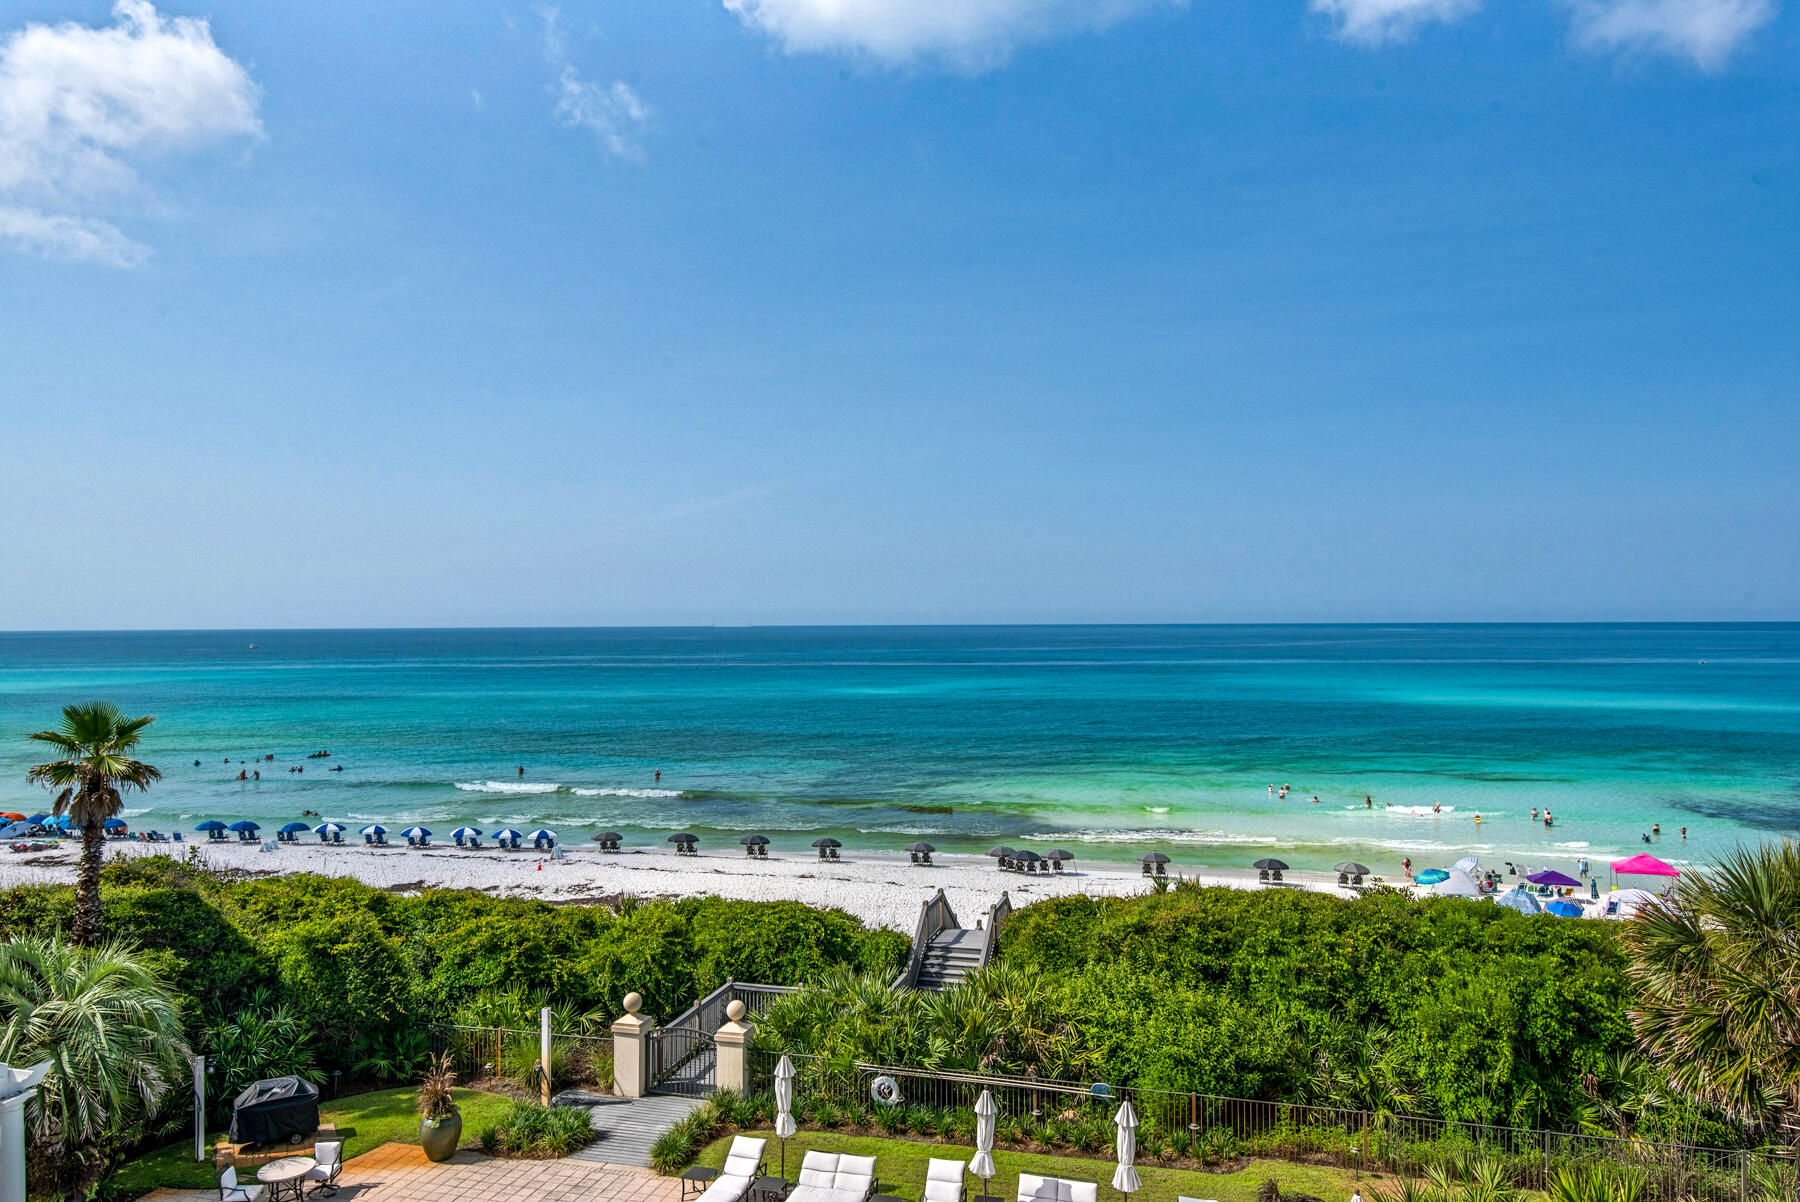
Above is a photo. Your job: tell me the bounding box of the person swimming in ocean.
[655,769,661,782]
[1474,812,1483,824]
[1652,822,1661,837]
[1543,810,1553,827]
[1431,800,1441,813]
[332,764,343,771]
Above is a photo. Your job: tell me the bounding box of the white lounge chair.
[307,1140,342,1195]
[697,1135,769,1202]
[790,1150,878,1202]
[217,1167,266,1202]
[1016,1174,1098,1202]
[924,1158,968,1202]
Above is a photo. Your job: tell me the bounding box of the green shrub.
[475,1100,595,1158]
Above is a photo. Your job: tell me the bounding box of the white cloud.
[721,0,1176,66]
[541,8,649,160]
[1311,0,1481,43]
[1564,0,1775,68]
[0,0,259,266]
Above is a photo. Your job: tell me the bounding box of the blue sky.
[1,0,1796,627]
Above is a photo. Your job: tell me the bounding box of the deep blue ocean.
[1,625,1796,874]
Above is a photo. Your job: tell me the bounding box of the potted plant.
[418,1052,462,1162]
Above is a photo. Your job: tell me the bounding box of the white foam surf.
[571,787,683,798]
[456,781,560,795]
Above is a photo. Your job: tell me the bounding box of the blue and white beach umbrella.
[528,828,557,844]
[313,822,345,835]
[360,824,388,836]
[228,820,261,832]
[450,826,482,841]
[401,826,432,839]
[494,828,523,843]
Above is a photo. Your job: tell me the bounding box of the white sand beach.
[0,840,1375,930]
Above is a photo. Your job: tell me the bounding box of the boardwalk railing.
[892,889,960,990]
[757,1058,1797,1202]
[650,980,799,1096]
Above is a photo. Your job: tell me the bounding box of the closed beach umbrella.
[1252,858,1288,871]
[812,837,841,849]
[195,820,227,832]
[1415,868,1450,885]
[1546,900,1583,918]
[970,1090,997,1184]
[1111,1100,1142,1195]
[313,822,344,835]
[774,1055,797,1173]
[1333,861,1371,875]
[1497,887,1542,915]
[1527,869,1582,888]
[905,841,936,854]
[740,834,770,846]
[228,821,260,832]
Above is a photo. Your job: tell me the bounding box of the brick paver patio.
[143,1141,686,1202]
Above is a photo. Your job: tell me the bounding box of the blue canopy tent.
[1546,900,1583,918]
[228,820,261,842]
[401,825,432,847]
[1496,887,1543,915]
[493,828,523,850]
[196,820,229,841]
[529,828,558,850]
[314,822,345,844]
[450,826,482,847]
[360,823,389,845]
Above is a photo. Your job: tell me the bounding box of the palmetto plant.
[1622,839,1800,1143]
[26,702,162,946]
[0,935,188,1197]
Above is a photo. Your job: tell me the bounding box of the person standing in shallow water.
[518,765,524,777]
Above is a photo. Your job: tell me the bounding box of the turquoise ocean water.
[0,626,1795,875]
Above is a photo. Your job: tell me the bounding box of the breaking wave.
[456,781,560,795]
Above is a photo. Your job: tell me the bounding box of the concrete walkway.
[143,1140,684,1202]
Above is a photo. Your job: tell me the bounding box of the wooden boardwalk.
[570,1094,709,1167]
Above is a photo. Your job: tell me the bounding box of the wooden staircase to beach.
[893,890,1011,993]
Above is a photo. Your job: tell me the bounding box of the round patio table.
[257,1156,317,1202]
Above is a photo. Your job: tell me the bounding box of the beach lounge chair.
[696,1136,769,1202]
[1268,868,1282,883]
[306,1140,342,1196]
[924,1158,967,1202]
[218,1167,266,1202]
[790,1151,877,1202]
[1016,1174,1097,1202]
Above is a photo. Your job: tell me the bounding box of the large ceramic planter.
[420,1111,462,1162]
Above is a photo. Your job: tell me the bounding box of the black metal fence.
[431,1023,614,1095]
[747,1055,1797,1202]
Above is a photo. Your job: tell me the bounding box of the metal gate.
[648,1024,715,1096]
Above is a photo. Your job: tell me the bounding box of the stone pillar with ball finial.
[714,998,753,1096]
[611,992,656,1098]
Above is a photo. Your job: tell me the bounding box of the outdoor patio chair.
[1268,869,1282,882]
[791,1150,878,1202]
[218,1166,267,1202]
[923,1158,967,1202]
[697,1136,769,1202]
[1336,872,1350,886]
[307,1140,342,1196]
[1016,1174,1097,1202]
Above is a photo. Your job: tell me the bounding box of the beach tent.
[1414,868,1450,885]
[1603,887,1662,919]
[1435,870,1483,898]
[1546,901,1583,918]
[1527,869,1582,888]
[0,822,32,840]
[228,1076,320,1146]
[1611,853,1680,878]
[1497,887,1542,915]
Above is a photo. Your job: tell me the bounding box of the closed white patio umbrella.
[970,1089,997,1188]
[1111,1100,1141,1197]
[774,1055,797,1174]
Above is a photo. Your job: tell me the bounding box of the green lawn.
[110,1087,514,1195]
[695,1130,1383,1202]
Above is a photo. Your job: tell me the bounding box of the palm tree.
[26,702,161,945]
[0,934,189,1197]
[1623,839,1800,1144]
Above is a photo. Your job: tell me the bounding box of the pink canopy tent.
[1610,853,1680,877]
